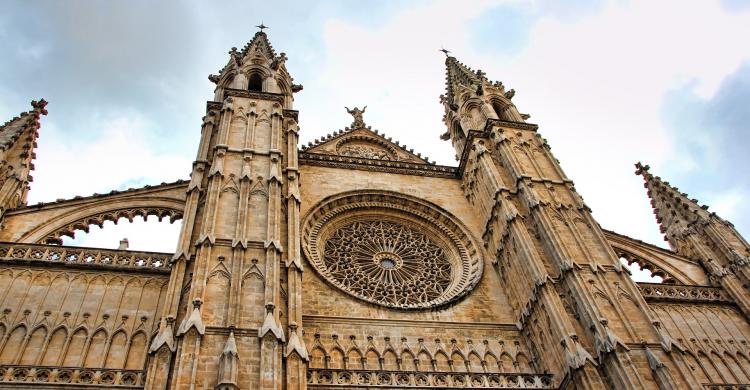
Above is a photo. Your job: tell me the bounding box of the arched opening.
[619,256,665,283]
[62,215,181,253]
[248,73,263,92]
[492,100,508,121]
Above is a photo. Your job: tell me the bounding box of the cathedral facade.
[0,31,748,389]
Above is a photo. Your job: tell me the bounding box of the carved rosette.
[302,191,483,309]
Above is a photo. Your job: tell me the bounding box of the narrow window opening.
[492,101,507,120]
[248,73,263,92]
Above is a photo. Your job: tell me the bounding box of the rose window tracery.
[323,220,453,306]
[303,191,483,310]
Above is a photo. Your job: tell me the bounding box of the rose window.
[302,191,483,310]
[323,220,453,306]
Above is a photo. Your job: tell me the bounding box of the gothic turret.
[636,162,750,315]
[440,54,525,160]
[146,28,305,389]
[0,99,47,222]
[209,30,302,109]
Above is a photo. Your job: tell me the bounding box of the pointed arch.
[126,331,148,370]
[41,326,67,366]
[329,345,345,369]
[451,350,467,372]
[105,330,128,368]
[515,352,531,373]
[346,347,363,370]
[63,327,88,366]
[310,345,326,369]
[499,352,514,372]
[434,350,450,372]
[468,351,483,373]
[19,324,47,365]
[401,350,416,372]
[0,324,27,363]
[365,348,380,370]
[484,351,500,373]
[382,348,398,371]
[417,349,433,372]
[84,328,108,367]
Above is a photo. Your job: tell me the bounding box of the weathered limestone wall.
[650,302,750,384]
[0,245,169,387]
[299,164,515,324]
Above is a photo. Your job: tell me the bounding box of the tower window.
[248,73,263,92]
[492,101,508,120]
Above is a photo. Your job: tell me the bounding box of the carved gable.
[302,128,429,164]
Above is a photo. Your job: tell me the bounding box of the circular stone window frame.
[302,190,484,310]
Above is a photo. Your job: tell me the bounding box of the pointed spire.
[240,30,276,60]
[0,99,47,218]
[443,55,483,110]
[635,162,713,238]
[635,162,750,267]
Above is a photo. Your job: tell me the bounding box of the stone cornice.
[302,315,520,332]
[222,88,286,103]
[299,152,458,178]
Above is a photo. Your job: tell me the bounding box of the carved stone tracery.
[323,220,452,307]
[302,191,483,310]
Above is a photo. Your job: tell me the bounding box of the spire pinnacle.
[635,162,712,237]
[256,23,268,32]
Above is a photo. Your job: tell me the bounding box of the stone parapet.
[0,242,172,273]
[637,282,732,304]
[307,368,554,388]
[0,365,144,388]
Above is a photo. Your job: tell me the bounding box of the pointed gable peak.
[241,31,277,60]
[301,107,433,165]
[635,162,713,235]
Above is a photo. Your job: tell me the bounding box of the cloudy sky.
[2,0,749,276]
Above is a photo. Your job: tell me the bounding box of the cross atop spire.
[439,48,450,57]
[256,23,268,32]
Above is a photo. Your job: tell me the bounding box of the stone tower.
[0,30,748,390]
[145,31,306,389]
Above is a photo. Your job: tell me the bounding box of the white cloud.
[300,0,750,247]
[29,114,189,252]
[30,114,190,204]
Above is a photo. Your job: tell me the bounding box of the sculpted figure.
[345,106,367,128]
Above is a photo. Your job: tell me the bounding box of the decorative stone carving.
[338,144,392,160]
[323,220,452,307]
[345,106,367,128]
[302,191,483,310]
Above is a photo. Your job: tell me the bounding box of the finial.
[345,106,367,128]
[256,23,268,32]
[634,162,650,175]
[439,47,451,57]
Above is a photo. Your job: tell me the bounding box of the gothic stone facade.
[0,32,749,390]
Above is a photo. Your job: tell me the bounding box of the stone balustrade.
[0,365,144,387]
[307,368,554,388]
[0,242,171,272]
[637,282,731,304]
